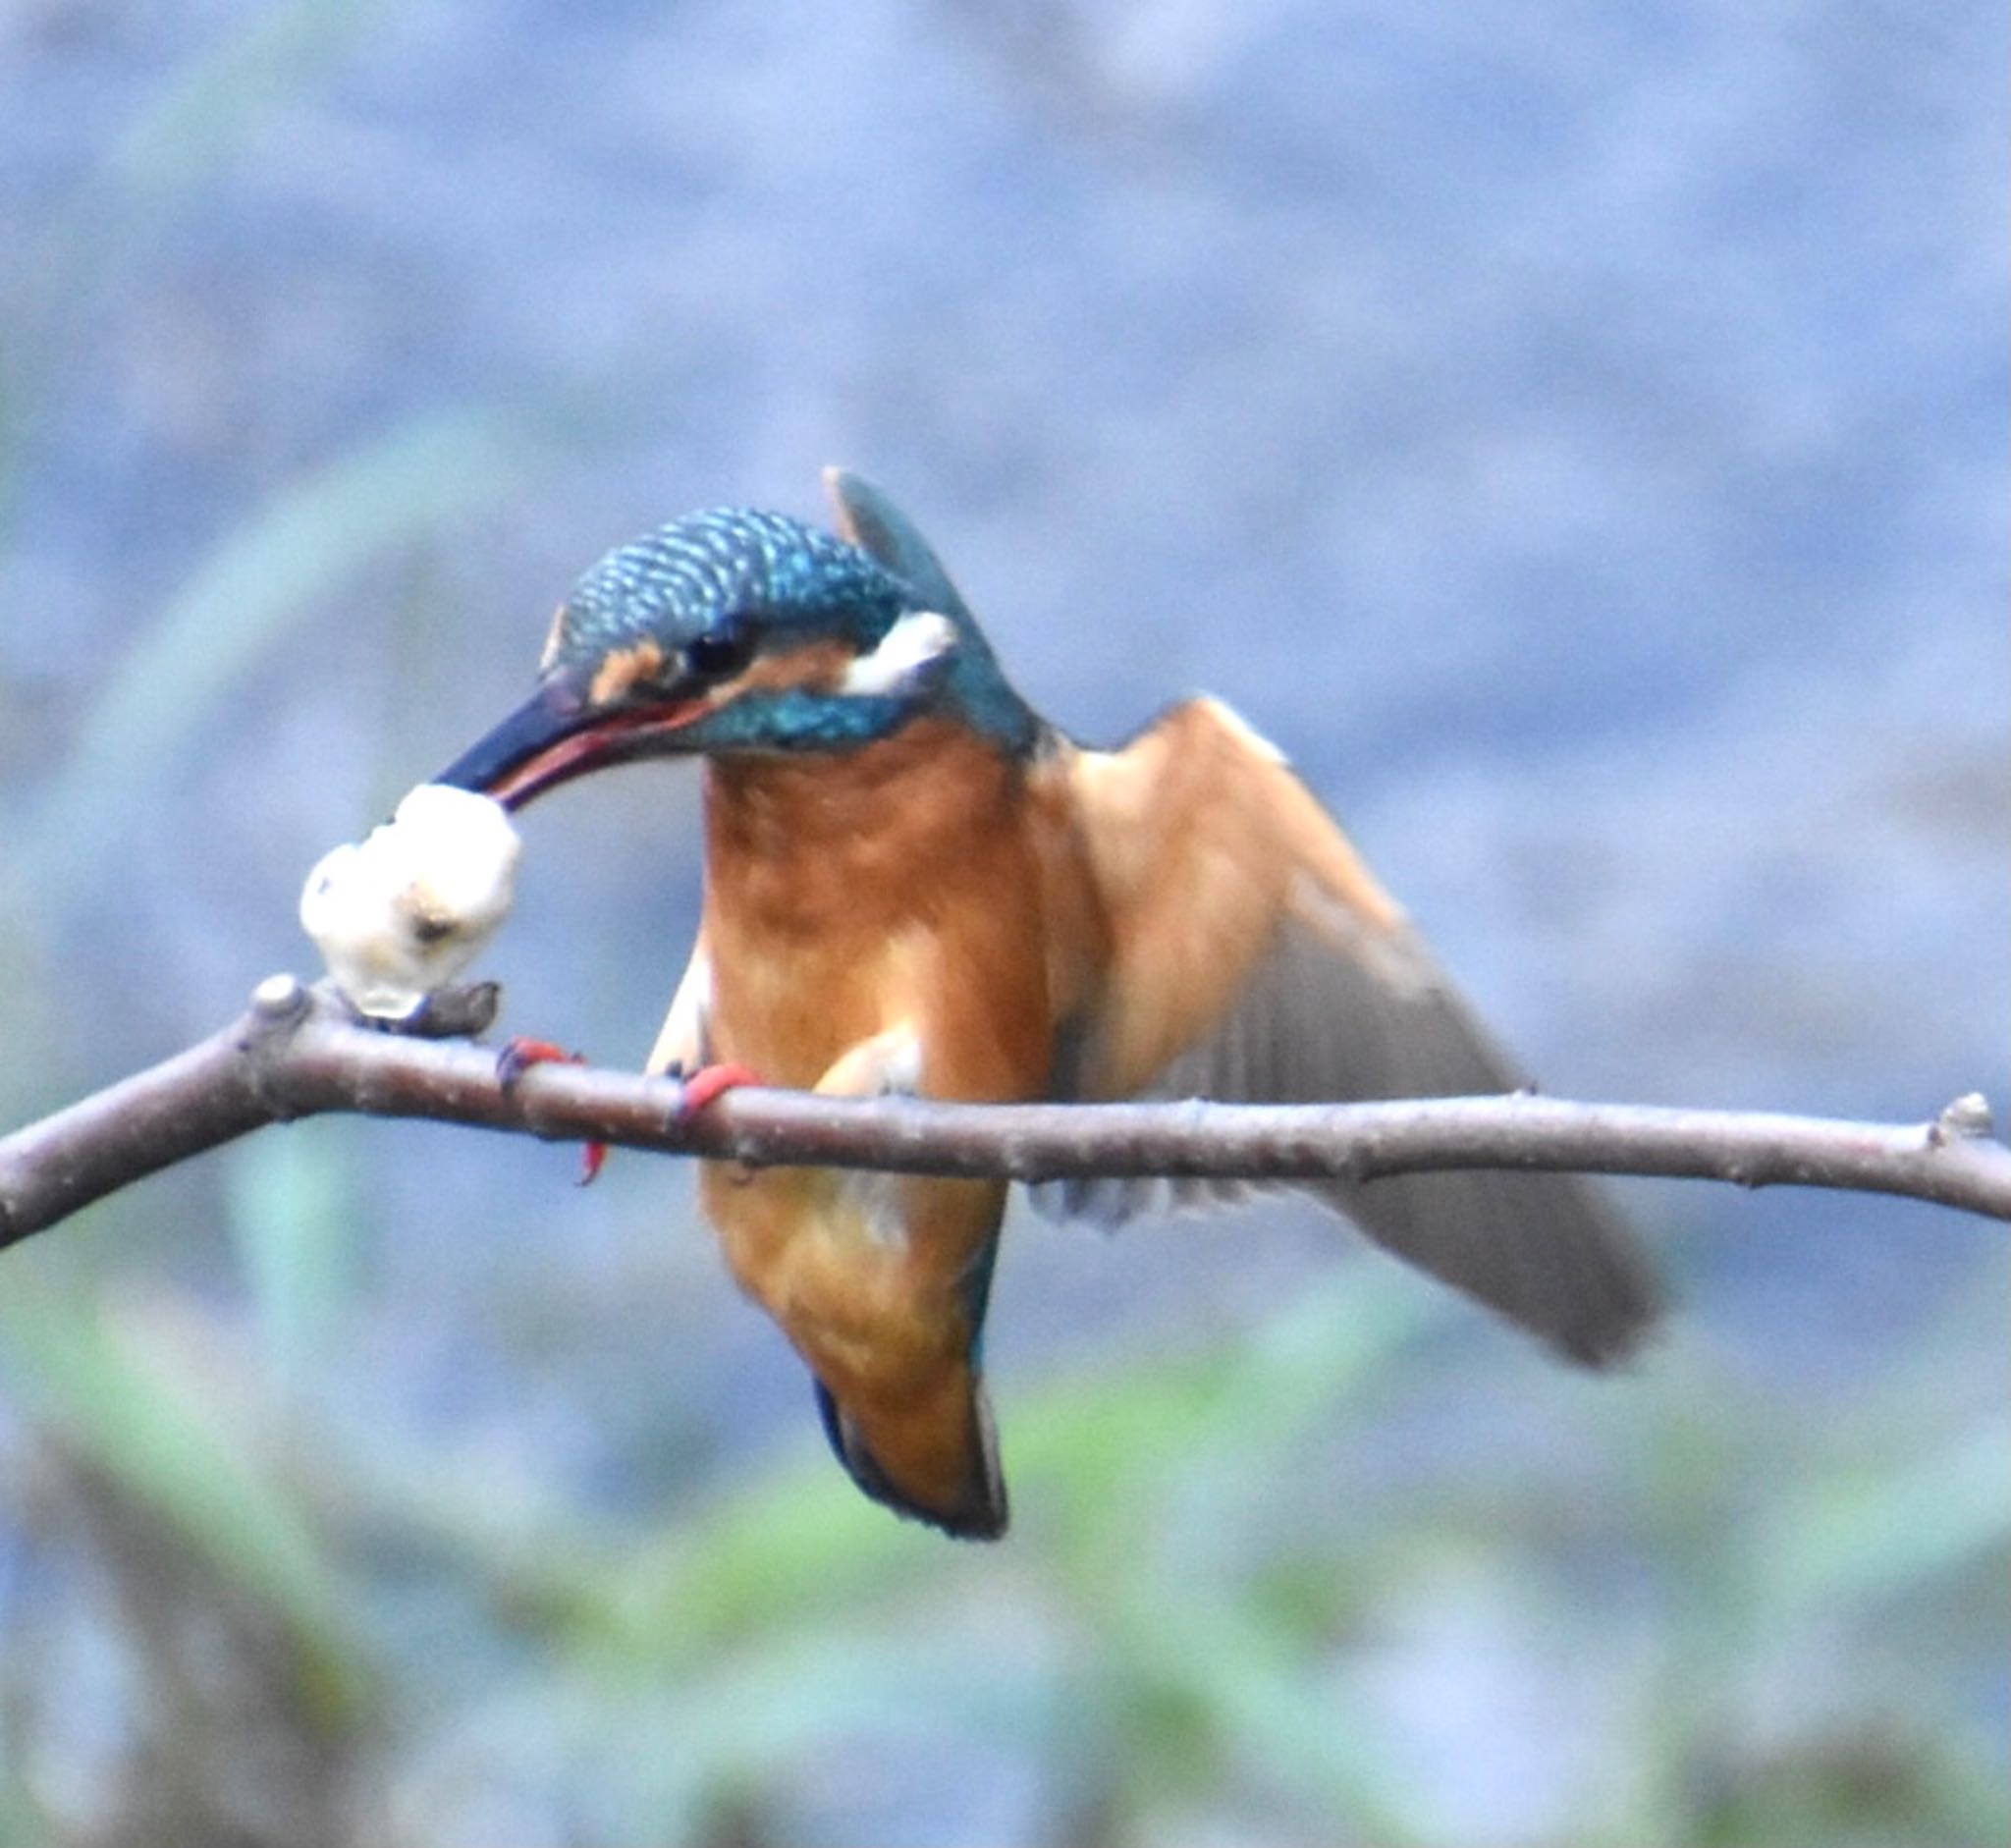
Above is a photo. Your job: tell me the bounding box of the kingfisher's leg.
[494,1038,608,1184]
[641,942,755,1119]
[668,1020,919,1125]
[496,1037,583,1086]
[672,1061,759,1117]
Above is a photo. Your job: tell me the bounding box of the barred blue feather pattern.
[555,508,905,664]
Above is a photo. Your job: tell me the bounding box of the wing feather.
[1039,697,1659,1366]
[645,938,713,1076]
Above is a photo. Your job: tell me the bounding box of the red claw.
[494,1037,611,1186]
[674,1061,759,1120]
[495,1036,580,1089]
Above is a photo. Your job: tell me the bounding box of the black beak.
[434,678,710,810]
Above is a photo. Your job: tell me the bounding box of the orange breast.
[697,720,1065,1102]
[692,723,1094,1383]
[687,722,1127,1524]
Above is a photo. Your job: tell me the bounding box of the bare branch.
[2,974,2006,1252]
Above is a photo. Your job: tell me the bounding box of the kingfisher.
[435,468,1659,1539]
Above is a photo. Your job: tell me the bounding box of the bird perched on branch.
[436,468,1658,1539]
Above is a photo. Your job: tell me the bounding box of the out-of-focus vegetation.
[0,4,2003,1844]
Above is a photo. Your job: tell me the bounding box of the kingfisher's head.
[437,483,1034,808]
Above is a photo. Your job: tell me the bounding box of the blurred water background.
[0,2,2004,1843]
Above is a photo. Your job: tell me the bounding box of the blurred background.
[0,2,2004,1843]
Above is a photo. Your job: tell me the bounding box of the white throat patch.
[840,609,957,696]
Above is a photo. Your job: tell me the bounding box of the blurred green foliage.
[0,7,2004,1847]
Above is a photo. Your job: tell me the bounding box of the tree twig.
[1,974,2006,1252]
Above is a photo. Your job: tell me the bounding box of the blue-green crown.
[554,508,905,665]
[550,505,1038,754]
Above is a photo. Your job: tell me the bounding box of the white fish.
[299,785,521,1020]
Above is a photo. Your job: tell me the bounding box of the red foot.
[495,1036,580,1087]
[673,1061,759,1120]
[495,1037,610,1185]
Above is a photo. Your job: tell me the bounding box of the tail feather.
[813,1374,1008,1541]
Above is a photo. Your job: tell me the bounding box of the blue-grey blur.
[0,3,2003,1845]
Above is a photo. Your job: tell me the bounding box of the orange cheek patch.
[725,640,854,698]
[587,639,668,705]
[580,638,857,715]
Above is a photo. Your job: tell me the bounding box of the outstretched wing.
[1042,696,1660,1367]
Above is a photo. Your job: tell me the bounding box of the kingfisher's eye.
[685,630,752,679]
